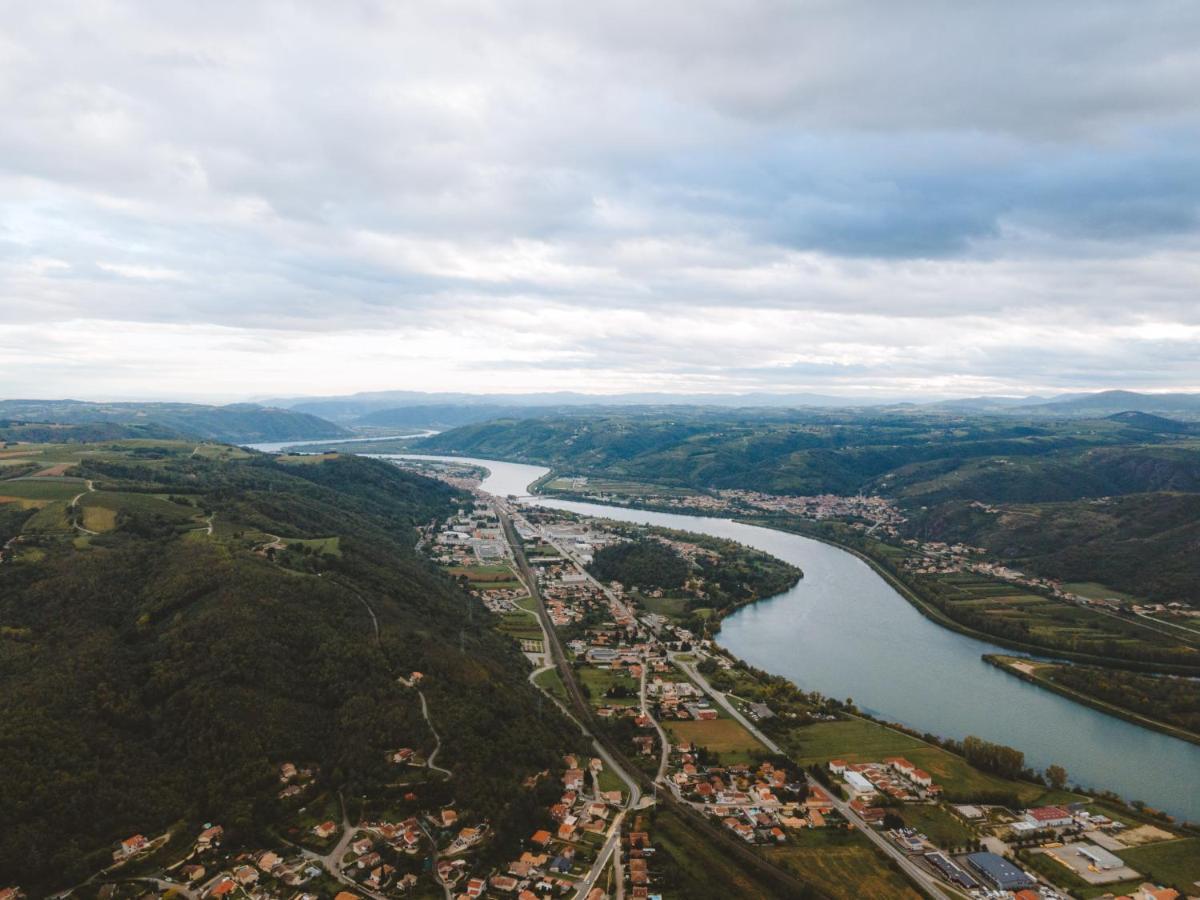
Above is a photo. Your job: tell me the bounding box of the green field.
[286,536,342,556]
[79,492,206,531]
[634,591,689,618]
[1117,837,1200,892]
[0,478,87,501]
[577,665,638,705]
[533,667,570,706]
[896,804,975,847]
[665,718,765,762]
[918,571,1198,667]
[764,828,921,900]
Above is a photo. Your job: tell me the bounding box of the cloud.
[0,1,1198,398]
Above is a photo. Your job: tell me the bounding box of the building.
[924,852,978,890]
[965,852,1036,892]
[1074,843,1124,871]
[1024,805,1073,828]
[843,771,875,796]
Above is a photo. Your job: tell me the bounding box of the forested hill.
[416,412,1200,501]
[0,444,579,893]
[0,399,350,442]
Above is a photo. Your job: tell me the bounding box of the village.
[20,463,1191,900]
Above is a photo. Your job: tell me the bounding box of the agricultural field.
[665,718,765,762]
[78,492,207,532]
[920,571,1199,667]
[764,828,922,900]
[0,477,88,502]
[1064,581,1140,603]
[449,564,521,590]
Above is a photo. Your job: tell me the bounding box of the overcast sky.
[2,1,1199,401]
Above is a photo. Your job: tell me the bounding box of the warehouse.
[843,771,875,795]
[965,852,1036,891]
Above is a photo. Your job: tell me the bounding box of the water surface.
[398,454,1200,820]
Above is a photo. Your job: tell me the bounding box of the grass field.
[22,502,72,533]
[764,828,921,900]
[0,478,87,501]
[286,536,342,556]
[1117,837,1200,892]
[896,804,975,847]
[665,718,765,762]
[80,492,205,531]
[82,505,117,532]
[577,666,638,705]
[635,591,689,619]
[533,667,570,706]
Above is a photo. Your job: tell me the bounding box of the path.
[70,479,97,534]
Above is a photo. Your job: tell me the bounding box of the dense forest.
[1045,665,1200,736]
[0,446,580,893]
[589,538,690,589]
[588,529,801,631]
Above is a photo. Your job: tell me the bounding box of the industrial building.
[924,852,978,890]
[843,771,875,795]
[965,852,1037,891]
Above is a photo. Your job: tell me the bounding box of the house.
[181,865,206,882]
[207,879,237,897]
[197,825,224,848]
[909,768,932,788]
[531,829,552,846]
[257,851,281,871]
[279,762,298,782]
[441,808,458,828]
[563,768,585,790]
[351,837,373,856]
[313,820,338,839]
[466,877,486,897]
[233,865,258,885]
[490,874,519,892]
[1133,884,1181,900]
[828,759,847,775]
[119,834,148,857]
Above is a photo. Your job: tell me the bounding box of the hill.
[0,399,349,443]
[0,443,579,893]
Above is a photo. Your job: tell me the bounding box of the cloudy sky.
[2,1,1199,401]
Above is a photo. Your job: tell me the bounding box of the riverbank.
[746,517,1200,678]
[392,453,1200,823]
[983,655,1200,748]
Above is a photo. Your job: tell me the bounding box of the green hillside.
[0,444,579,893]
[0,399,350,442]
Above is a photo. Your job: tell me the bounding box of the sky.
[2,1,1199,402]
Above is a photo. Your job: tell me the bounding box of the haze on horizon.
[2,2,1199,403]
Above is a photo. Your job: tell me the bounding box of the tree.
[1045,764,1068,790]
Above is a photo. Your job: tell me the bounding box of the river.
[392,453,1200,821]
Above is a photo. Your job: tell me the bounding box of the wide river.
[381,453,1200,821]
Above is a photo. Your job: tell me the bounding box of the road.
[674,655,954,899]
[497,502,829,900]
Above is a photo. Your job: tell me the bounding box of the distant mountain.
[1010,390,1200,419]
[265,389,908,422]
[0,420,182,443]
[0,400,350,442]
[1106,411,1200,434]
